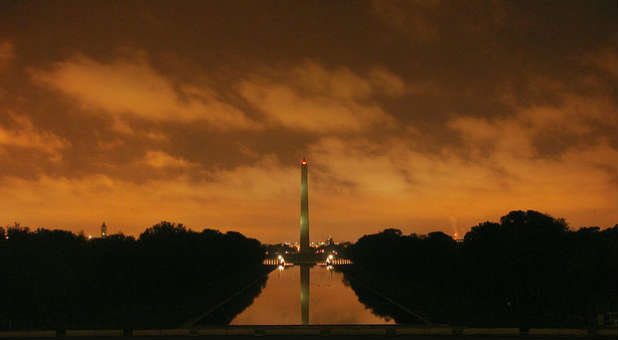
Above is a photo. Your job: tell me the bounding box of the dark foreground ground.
[0,325,616,339]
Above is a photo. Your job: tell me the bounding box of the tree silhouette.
[346,210,617,328]
[0,221,268,330]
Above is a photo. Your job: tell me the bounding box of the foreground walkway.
[1,326,616,338]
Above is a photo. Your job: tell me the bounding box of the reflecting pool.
[230,264,395,325]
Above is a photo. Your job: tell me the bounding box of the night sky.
[0,0,616,243]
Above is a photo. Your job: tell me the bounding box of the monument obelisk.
[299,158,311,324]
[300,158,309,256]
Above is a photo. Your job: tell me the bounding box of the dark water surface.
[229,265,394,325]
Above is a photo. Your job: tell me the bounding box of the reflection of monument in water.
[300,264,310,325]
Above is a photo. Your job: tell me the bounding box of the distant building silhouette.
[101,222,107,237]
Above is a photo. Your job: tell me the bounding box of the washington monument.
[300,158,309,255]
[299,157,311,324]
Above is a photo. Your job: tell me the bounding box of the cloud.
[371,0,508,44]
[143,150,194,168]
[0,113,68,161]
[1,124,615,243]
[291,61,409,99]
[439,91,616,227]
[30,54,258,129]
[239,62,401,132]
[582,47,618,78]
[3,69,615,241]
[371,0,440,41]
[0,0,615,246]
[30,56,410,134]
[0,157,298,241]
[449,91,617,159]
[305,134,616,235]
[302,87,617,234]
[369,68,407,96]
[0,41,14,70]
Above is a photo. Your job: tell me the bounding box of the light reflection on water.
[230,265,394,325]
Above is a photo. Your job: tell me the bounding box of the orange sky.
[0,1,616,243]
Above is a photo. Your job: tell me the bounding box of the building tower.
[299,158,309,255]
[101,222,107,237]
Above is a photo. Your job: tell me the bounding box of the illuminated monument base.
[288,252,319,264]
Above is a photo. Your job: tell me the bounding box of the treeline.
[345,210,617,328]
[0,222,268,330]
